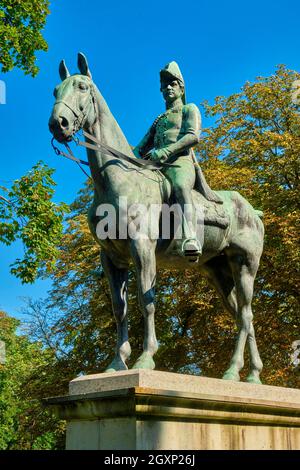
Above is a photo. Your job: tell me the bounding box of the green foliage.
[0,0,50,76]
[0,311,64,450]
[0,162,68,283]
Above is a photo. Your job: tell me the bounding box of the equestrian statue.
[49,53,264,384]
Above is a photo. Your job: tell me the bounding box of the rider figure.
[134,61,202,259]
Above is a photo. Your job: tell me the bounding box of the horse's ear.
[77,52,92,79]
[59,60,70,81]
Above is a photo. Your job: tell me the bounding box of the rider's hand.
[145,148,169,163]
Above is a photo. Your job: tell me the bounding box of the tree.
[196,64,300,386]
[0,161,68,283]
[0,311,64,449]
[24,66,299,392]
[0,0,50,76]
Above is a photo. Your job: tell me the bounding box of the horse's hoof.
[132,352,155,370]
[222,370,240,382]
[104,358,128,373]
[246,374,262,385]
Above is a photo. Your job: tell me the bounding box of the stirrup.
[181,238,201,262]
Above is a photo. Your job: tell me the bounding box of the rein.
[51,137,91,179]
[51,132,179,173]
[80,131,179,170]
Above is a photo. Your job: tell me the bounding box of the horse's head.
[49,53,97,143]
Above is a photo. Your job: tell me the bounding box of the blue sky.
[0,0,300,319]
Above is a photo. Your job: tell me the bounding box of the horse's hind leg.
[223,252,263,384]
[101,251,131,372]
[205,256,237,318]
[205,258,240,379]
[130,239,158,370]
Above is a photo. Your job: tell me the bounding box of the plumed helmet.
[160,61,186,104]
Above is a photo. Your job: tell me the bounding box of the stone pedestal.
[44,370,300,450]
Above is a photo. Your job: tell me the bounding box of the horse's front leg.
[130,239,158,370]
[101,251,131,372]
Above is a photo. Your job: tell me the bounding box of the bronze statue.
[49,53,264,384]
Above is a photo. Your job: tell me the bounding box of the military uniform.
[136,102,200,176]
[134,62,206,259]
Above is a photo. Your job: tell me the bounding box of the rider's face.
[161,79,184,104]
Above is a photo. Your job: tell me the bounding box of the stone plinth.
[44,370,300,450]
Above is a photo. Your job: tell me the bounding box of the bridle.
[51,81,98,176]
[54,82,98,135]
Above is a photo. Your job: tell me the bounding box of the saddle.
[196,193,229,230]
[159,152,229,231]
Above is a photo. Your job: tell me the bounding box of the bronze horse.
[49,53,264,384]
